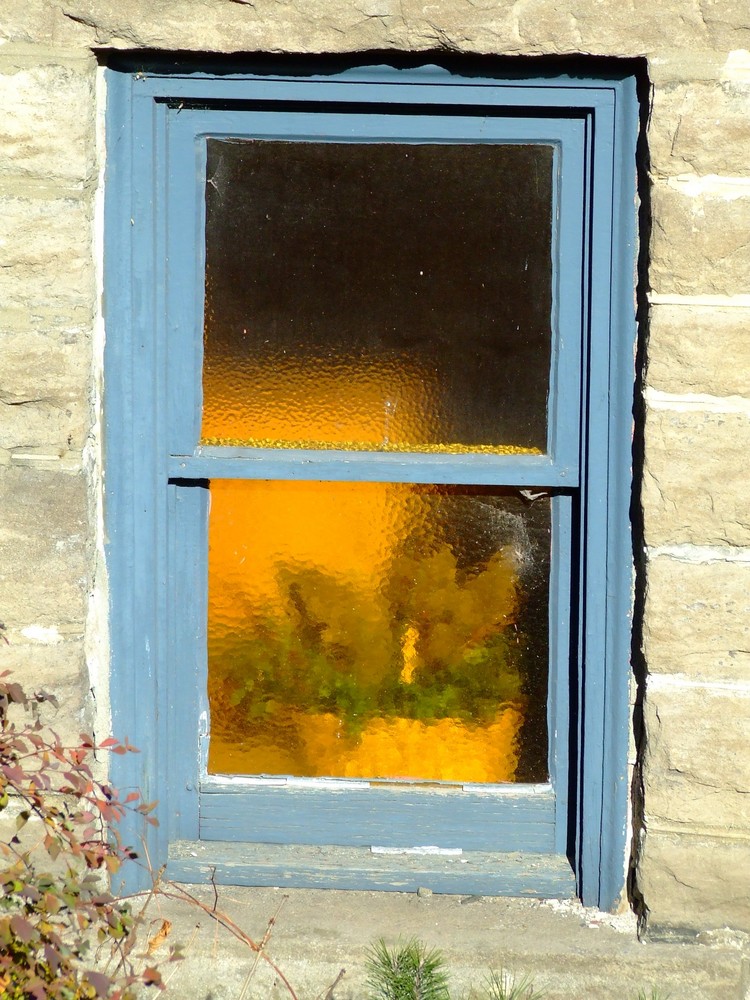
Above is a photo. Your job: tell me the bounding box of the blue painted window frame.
[104,60,638,909]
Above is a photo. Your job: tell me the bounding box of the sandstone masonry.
[1,0,749,941]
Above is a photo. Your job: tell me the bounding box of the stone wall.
[1,0,748,935]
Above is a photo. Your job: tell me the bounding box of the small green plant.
[365,938,451,1000]
[485,968,546,1000]
[633,990,669,1000]
[0,670,170,999]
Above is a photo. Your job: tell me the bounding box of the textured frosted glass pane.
[202,139,553,453]
[207,481,550,783]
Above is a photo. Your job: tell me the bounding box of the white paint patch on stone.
[11,450,64,462]
[647,544,750,564]
[55,534,83,552]
[542,897,638,933]
[83,64,112,747]
[357,0,397,15]
[648,293,750,307]
[666,174,750,200]
[648,673,750,695]
[645,388,750,413]
[721,49,750,83]
[21,624,62,643]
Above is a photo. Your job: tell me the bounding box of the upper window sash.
[157,105,586,486]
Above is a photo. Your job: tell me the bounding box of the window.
[104,61,638,908]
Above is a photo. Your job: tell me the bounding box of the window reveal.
[104,63,637,906]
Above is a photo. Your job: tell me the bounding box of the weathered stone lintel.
[1,0,749,56]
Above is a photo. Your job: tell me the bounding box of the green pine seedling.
[485,968,546,1000]
[365,938,451,1000]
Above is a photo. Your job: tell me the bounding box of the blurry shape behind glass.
[207,480,550,783]
[202,139,554,453]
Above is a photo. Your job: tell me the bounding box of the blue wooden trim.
[594,76,639,910]
[200,785,556,852]
[105,73,166,891]
[128,65,622,110]
[551,125,585,472]
[165,105,586,471]
[169,451,576,486]
[569,107,594,902]
[186,109,583,142]
[549,494,573,855]
[104,63,638,904]
[164,482,205,844]
[166,115,205,454]
[104,68,140,890]
[575,81,637,909]
[167,842,576,897]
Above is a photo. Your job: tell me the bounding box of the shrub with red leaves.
[0,671,165,999]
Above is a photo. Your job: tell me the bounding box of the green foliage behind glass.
[210,543,528,734]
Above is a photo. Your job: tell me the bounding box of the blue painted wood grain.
[168,451,576,486]
[199,784,556,852]
[167,841,577,897]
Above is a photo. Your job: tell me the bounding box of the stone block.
[0,60,96,186]
[571,0,708,54]
[650,182,750,297]
[0,465,88,630]
[643,682,750,831]
[0,3,55,44]
[647,48,732,85]
[647,304,750,396]
[0,306,90,396]
[638,829,750,933]
[4,0,406,53]
[643,406,750,546]
[644,557,750,683]
[698,0,750,50]
[649,81,750,176]
[0,193,94,311]
[0,305,90,449]
[0,398,88,452]
[1,639,92,742]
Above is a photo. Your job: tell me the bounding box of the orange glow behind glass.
[205,365,538,782]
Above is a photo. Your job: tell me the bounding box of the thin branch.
[322,967,347,1000]
[156,882,300,1000]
